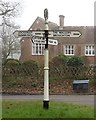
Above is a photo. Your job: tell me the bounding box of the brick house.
[20,15,95,65]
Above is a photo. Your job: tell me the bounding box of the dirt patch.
[2,77,95,95]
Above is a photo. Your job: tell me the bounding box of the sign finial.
[44,8,48,20]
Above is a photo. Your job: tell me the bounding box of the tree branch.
[0,9,12,15]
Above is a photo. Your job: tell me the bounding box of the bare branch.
[0,9,12,15]
[0,1,20,16]
[0,0,21,61]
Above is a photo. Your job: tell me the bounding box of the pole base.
[43,100,49,109]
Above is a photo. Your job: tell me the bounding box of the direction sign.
[13,30,81,38]
[13,30,53,38]
[32,39,46,44]
[52,30,81,37]
[32,38,58,46]
[48,39,58,45]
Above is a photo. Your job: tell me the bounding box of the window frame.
[85,45,95,56]
[64,44,75,56]
[32,43,45,55]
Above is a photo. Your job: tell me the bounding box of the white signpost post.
[13,8,82,109]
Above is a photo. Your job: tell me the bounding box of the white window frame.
[32,43,45,55]
[64,45,75,56]
[85,45,95,56]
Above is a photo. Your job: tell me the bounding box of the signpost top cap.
[44,8,48,20]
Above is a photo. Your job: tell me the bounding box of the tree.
[0,0,21,63]
[0,0,21,26]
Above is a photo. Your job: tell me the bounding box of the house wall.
[20,38,32,61]
[20,17,95,65]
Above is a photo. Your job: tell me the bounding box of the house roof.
[24,16,94,44]
[29,16,58,30]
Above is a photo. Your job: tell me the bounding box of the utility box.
[73,80,89,92]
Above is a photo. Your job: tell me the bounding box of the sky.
[7,0,96,29]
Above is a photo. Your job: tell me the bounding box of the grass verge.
[0,100,2,119]
[2,100,94,118]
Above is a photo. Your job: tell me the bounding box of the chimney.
[59,15,65,30]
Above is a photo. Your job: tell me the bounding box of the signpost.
[14,30,81,38]
[48,39,58,45]
[32,39,46,44]
[13,30,44,38]
[52,30,81,37]
[43,8,49,109]
[32,38,58,46]
[13,8,82,110]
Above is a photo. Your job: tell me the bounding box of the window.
[85,45,95,56]
[64,45,75,55]
[32,43,45,55]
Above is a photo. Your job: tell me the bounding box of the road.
[1,95,95,106]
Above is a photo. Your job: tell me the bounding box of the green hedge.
[2,57,96,81]
[4,58,20,65]
[67,56,85,67]
[21,60,39,77]
[2,59,39,78]
[49,55,95,81]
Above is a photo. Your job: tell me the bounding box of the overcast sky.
[9,0,95,29]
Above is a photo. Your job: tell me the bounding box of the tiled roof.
[28,17,94,43]
[29,16,58,30]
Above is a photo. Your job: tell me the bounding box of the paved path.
[1,95,95,106]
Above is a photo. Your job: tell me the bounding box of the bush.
[2,59,39,78]
[21,60,39,77]
[50,55,69,66]
[4,58,20,66]
[49,55,70,81]
[2,59,21,77]
[67,56,85,67]
[22,60,38,71]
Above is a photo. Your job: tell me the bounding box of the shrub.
[22,60,38,70]
[21,60,39,77]
[4,58,20,66]
[50,55,69,66]
[2,59,21,77]
[49,55,70,81]
[67,56,85,67]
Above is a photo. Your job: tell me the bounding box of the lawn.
[0,100,2,119]
[2,100,94,119]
